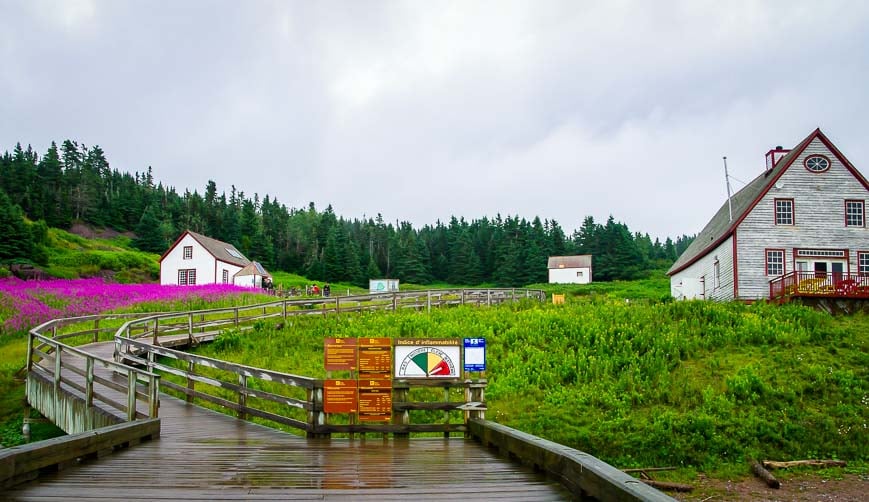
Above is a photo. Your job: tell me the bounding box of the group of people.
[304,283,330,297]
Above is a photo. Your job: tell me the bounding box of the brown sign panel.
[358,378,392,422]
[358,337,392,377]
[324,337,358,371]
[324,379,358,414]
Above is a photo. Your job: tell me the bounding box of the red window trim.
[804,154,832,173]
[774,198,794,226]
[765,248,786,276]
[857,251,869,276]
[844,199,865,228]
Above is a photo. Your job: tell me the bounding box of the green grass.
[185,295,867,478]
[41,228,159,282]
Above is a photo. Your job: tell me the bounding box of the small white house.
[369,279,399,293]
[159,230,250,286]
[548,255,593,284]
[233,261,271,288]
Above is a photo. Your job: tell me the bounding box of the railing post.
[152,318,159,345]
[393,381,410,438]
[461,289,465,305]
[54,345,62,394]
[238,374,248,420]
[186,360,195,403]
[336,297,340,314]
[93,318,100,343]
[149,375,160,418]
[188,313,194,346]
[511,288,515,303]
[127,369,137,421]
[307,384,325,438]
[235,308,239,327]
[393,293,397,312]
[283,300,287,321]
[487,289,491,306]
[25,332,33,372]
[85,357,94,408]
[427,291,431,313]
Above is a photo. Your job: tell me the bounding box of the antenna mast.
[723,156,733,222]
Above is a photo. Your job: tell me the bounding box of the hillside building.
[668,128,869,301]
[548,255,593,284]
[160,230,251,286]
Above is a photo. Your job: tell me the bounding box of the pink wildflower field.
[0,278,254,334]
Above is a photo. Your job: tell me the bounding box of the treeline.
[0,141,693,286]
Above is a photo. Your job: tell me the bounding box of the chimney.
[765,145,791,173]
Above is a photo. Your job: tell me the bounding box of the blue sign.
[463,337,486,372]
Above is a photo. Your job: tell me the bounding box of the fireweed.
[0,278,255,334]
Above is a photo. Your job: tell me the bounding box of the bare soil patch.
[675,473,868,501]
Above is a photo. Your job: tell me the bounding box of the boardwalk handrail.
[110,288,543,436]
[26,319,161,426]
[469,419,676,501]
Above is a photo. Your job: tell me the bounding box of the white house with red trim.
[668,128,869,301]
[159,230,250,286]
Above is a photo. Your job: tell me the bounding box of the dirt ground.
[674,472,869,501]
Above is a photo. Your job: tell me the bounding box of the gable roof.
[235,261,271,278]
[548,255,592,269]
[159,230,250,267]
[668,128,869,276]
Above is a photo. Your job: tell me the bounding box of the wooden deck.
[8,341,569,501]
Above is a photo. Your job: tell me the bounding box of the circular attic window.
[804,155,831,173]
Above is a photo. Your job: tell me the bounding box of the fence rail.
[25,289,541,436]
[110,288,539,437]
[770,271,869,301]
[26,321,160,433]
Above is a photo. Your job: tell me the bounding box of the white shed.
[159,230,250,286]
[233,261,271,289]
[548,255,593,284]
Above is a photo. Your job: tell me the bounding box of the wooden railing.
[26,318,161,433]
[110,288,537,437]
[770,272,869,300]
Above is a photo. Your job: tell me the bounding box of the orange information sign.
[358,378,392,422]
[324,337,358,371]
[358,337,392,377]
[324,379,358,414]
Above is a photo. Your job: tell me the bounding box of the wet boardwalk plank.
[7,341,569,501]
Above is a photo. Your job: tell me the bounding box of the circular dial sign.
[398,347,457,377]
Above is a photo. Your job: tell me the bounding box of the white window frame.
[766,249,785,276]
[775,199,794,225]
[845,200,864,227]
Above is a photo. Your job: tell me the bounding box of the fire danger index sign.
[395,339,461,379]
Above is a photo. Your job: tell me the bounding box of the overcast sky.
[2,1,868,240]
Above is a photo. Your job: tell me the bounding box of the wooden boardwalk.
[7,341,570,501]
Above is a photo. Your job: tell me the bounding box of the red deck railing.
[770,271,869,301]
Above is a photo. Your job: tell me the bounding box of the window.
[766,249,784,276]
[713,259,720,290]
[846,200,864,227]
[222,269,229,284]
[183,246,193,259]
[804,154,831,173]
[226,247,244,259]
[859,252,869,276]
[178,269,197,285]
[576,271,583,277]
[775,199,794,225]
